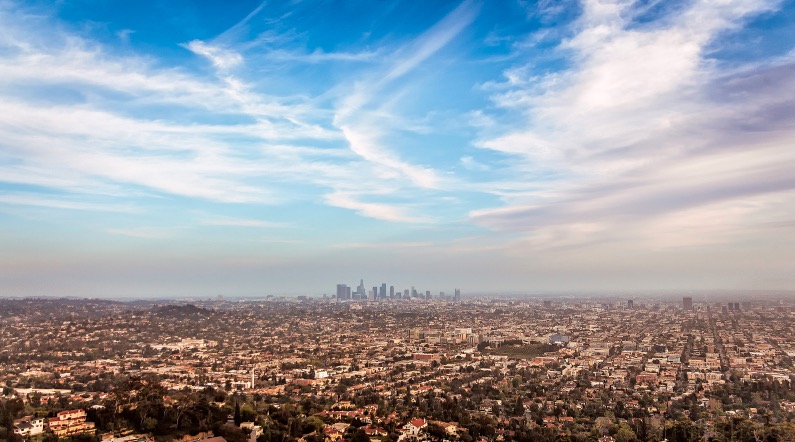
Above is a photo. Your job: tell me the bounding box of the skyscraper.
[380,283,387,300]
[389,285,395,299]
[627,300,634,309]
[683,297,693,310]
[336,284,349,300]
[454,289,461,302]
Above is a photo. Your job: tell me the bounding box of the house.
[13,416,46,437]
[402,418,427,436]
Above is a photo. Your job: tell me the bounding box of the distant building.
[13,416,45,437]
[389,285,395,299]
[543,300,552,308]
[454,289,461,302]
[627,300,634,309]
[549,333,570,345]
[336,284,349,300]
[683,297,693,310]
[47,409,95,437]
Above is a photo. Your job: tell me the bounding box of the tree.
[514,396,525,416]
[234,400,241,426]
[351,428,370,442]
[614,422,637,442]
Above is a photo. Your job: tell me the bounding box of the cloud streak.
[471,0,795,252]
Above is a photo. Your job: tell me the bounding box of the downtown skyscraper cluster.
[335,280,460,301]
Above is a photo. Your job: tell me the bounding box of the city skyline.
[2,0,795,297]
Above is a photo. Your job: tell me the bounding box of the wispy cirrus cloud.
[324,191,432,224]
[0,193,137,213]
[200,215,286,229]
[183,40,243,70]
[0,1,343,209]
[470,0,795,251]
[106,227,174,239]
[322,0,480,219]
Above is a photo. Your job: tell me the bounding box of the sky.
[1,0,795,298]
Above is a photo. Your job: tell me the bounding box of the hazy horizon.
[2,0,795,297]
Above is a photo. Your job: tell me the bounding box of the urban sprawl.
[2,293,795,442]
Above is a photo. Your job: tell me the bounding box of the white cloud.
[0,193,137,213]
[200,215,286,228]
[106,227,173,239]
[324,191,431,224]
[184,40,243,70]
[472,0,795,252]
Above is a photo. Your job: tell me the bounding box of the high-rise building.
[336,284,347,300]
[404,289,410,299]
[390,286,395,299]
[346,286,351,300]
[425,290,431,300]
[380,283,387,300]
[734,302,740,311]
[683,297,693,310]
[728,302,734,311]
[454,288,461,302]
[627,300,634,309]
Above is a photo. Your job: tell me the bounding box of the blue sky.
[1,0,795,297]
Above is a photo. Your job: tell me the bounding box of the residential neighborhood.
[2,296,795,441]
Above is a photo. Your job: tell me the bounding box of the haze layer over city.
[1,0,795,297]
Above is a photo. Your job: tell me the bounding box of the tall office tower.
[380,283,387,300]
[346,286,352,300]
[368,290,375,301]
[336,284,347,300]
[404,289,410,299]
[683,297,693,310]
[411,287,417,298]
[454,288,461,302]
[627,300,634,309]
[728,302,734,311]
[734,302,740,311]
[358,279,366,297]
[390,286,395,299]
[425,290,431,300]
